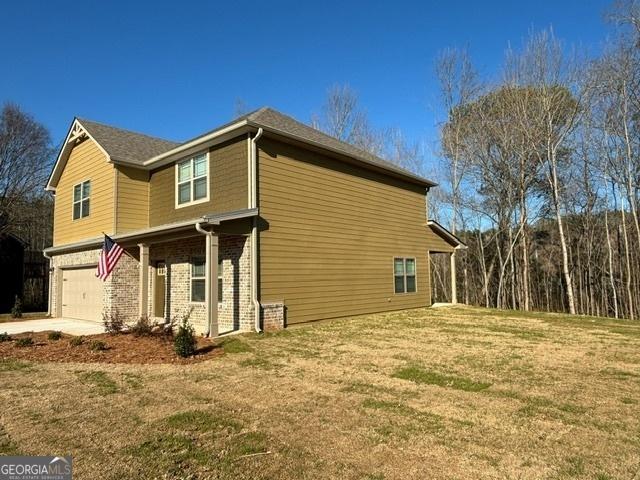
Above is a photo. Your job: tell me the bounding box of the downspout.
[250,128,264,332]
[43,250,53,317]
[195,221,214,336]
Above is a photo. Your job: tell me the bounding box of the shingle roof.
[77,118,179,165]
[75,107,435,186]
[182,107,435,186]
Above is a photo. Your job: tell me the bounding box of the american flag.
[96,234,124,281]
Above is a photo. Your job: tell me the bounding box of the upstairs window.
[72,180,91,220]
[394,258,416,294]
[176,153,208,207]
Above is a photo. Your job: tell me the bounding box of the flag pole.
[101,232,137,260]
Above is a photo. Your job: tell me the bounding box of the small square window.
[394,258,416,294]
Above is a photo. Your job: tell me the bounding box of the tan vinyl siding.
[148,136,248,226]
[115,166,149,233]
[258,137,439,325]
[53,138,114,246]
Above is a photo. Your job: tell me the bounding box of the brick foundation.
[261,302,285,331]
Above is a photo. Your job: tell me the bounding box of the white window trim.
[175,151,210,209]
[218,257,223,303]
[71,179,91,221]
[190,256,206,304]
[393,257,417,295]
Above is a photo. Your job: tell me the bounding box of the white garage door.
[61,267,103,322]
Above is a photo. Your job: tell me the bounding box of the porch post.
[139,243,149,318]
[206,233,219,337]
[450,251,457,305]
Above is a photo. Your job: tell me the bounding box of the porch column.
[139,243,149,318]
[450,251,457,305]
[206,233,219,337]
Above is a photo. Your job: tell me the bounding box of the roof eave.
[427,220,467,249]
[245,120,437,188]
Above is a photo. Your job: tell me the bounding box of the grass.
[219,337,253,354]
[76,371,118,395]
[392,365,491,392]
[0,305,638,479]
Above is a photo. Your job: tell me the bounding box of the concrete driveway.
[0,318,103,336]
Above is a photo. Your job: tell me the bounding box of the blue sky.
[1,0,613,166]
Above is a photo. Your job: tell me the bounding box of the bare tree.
[436,47,480,303]
[0,103,54,232]
[312,84,385,156]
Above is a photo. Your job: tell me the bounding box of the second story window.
[176,153,208,207]
[72,180,91,220]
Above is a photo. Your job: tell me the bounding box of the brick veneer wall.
[50,247,139,322]
[148,234,254,334]
[49,234,254,335]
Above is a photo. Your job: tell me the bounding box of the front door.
[154,261,166,318]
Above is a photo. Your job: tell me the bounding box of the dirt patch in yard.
[0,331,221,364]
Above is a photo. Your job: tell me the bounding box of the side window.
[394,258,416,294]
[218,257,223,303]
[176,153,208,207]
[190,256,223,303]
[191,257,206,302]
[72,180,91,220]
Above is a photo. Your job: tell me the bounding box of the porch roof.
[43,208,258,256]
[427,220,467,253]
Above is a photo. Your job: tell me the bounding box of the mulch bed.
[0,331,222,364]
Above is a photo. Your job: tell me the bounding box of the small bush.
[69,336,84,347]
[89,340,108,352]
[131,316,153,337]
[48,331,63,341]
[103,310,126,335]
[11,296,22,319]
[0,332,11,342]
[15,337,33,348]
[174,316,197,358]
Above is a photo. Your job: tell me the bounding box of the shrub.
[131,316,153,337]
[11,296,22,319]
[0,332,11,342]
[48,331,63,341]
[89,340,107,352]
[103,310,126,335]
[69,336,84,347]
[174,316,197,358]
[15,337,33,347]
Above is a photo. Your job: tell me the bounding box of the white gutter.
[250,128,264,333]
[42,250,53,317]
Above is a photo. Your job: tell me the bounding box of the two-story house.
[44,108,463,336]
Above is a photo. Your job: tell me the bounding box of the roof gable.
[46,119,179,191]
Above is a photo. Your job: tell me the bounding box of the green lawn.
[1,306,639,479]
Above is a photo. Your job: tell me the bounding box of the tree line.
[433,1,640,319]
